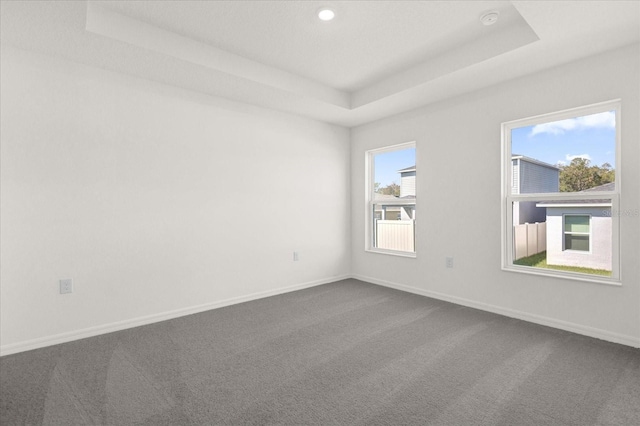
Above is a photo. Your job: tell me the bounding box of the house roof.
[581,182,615,192]
[398,165,416,173]
[512,155,560,170]
[536,201,612,208]
[373,193,415,205]
[373,193,399,201]
[373,194,401,212]
[536,182,615,207]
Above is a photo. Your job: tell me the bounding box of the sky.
[374,110,614,187]
[374,147,415,187]
[511,110,616,168]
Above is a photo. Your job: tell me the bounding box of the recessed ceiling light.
[480,10,499,26]
[318,7,335,21]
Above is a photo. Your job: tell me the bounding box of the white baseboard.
[352,274,640,349]
[4,273,637,356]
[0,275,350,357]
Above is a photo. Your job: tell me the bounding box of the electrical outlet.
[60,278,73,294]
[293,251,299,261]
[446,257,454,268]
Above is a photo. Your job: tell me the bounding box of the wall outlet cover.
[60,279,73,294]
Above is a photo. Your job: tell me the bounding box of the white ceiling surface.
[1,1,639,127]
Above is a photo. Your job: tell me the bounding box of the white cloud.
[529,111,615,137]
[566,153,591,162]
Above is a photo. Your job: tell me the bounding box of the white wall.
[0,47,351,354]
[2,42,639,355]
[351,44,640,347]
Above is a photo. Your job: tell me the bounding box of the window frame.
[365,141,417,258]
[501,100,621,284]
[563,214,591,253]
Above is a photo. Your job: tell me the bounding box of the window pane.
[504,103,618,280]
[565,216,590,233]
[565,234,589,251]
[511,111,616,195]
[370,145,416,254]
[373,148,416,198]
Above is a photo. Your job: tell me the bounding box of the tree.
[598,162,615,185]
[375,182,401,197]
[559,158,615,192]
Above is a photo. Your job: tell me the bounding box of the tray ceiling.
[1,1,639,127]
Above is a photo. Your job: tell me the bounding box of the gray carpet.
[1,279,639,425]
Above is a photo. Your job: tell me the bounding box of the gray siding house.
[399,165,416,198]
[512,155,560,194]
[399,165,416,220]
[512,155,560,225]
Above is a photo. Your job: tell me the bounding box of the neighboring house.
[373,193,401,220]
[536,182,613,271]
[512,155,560,225]
[399,165,416,220]
[582,182,615,193]
[399,165,416,198]
[374,165,416,221]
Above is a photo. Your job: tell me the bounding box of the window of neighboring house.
[366,142,416,256]
[564,215,590,252]
[502,100,620,283]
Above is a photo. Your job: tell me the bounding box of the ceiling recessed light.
[480,10,499,26]
[318,8,335,21]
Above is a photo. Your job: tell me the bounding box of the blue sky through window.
[374,147,416,187]
[511,110,616,168]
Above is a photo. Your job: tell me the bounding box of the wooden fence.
[514,222,546,260]
[376,220,415,252]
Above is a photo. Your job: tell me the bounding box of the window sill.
[366,248,416,258]
[502,264,621,286]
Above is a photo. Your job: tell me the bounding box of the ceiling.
[1,1,639,127]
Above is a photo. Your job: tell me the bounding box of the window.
[366,143,416,256]
[502,101,620,283]
[564,215,590,252]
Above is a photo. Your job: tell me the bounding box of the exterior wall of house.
[513,201,547,225]
[512,158,559,224]
[375,206,401,220]
[545,207,612,271]
[400,171,416,197]
[512,159,519,194]
[519,160,559,194]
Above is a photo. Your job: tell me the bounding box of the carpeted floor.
[1,279,639,425]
